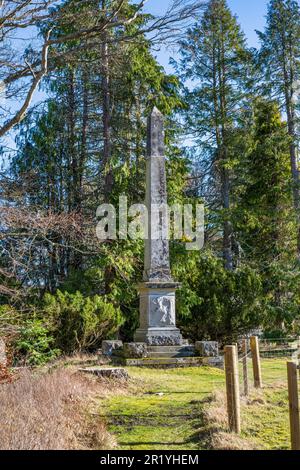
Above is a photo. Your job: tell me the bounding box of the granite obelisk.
[134,107,183,346]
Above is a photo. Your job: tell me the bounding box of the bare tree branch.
[0,0,204,139]
[0,28,51,138]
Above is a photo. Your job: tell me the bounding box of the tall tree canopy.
[257,0,300,255]
[1,0,300,364]
[174,0,253,270]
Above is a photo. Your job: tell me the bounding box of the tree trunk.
[101,24,113,201]
[66,68,77,213]
[282,31,300,257]
[286,98,300,255]
[221,164,233,270]
[219,30,233,271]
[101,2,114,293]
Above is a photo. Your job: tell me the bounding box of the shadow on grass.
[144,390,222,395]
[108,396,215,450]
[117,423,213,449]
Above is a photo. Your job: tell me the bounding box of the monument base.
[104,340,223,369]
[135,282,183,346]
[134,327,183,346]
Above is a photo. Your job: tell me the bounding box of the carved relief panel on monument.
[149,294,176,327]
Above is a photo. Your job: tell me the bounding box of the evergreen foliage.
[1,0,300,362]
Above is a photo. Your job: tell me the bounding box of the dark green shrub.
[43,290,124,353]
[173,251,264,343]
[15,319,61,366]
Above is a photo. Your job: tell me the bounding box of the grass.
[102,366,225,450]
[240,358,291,450]
[0,356,292,450]
[99,358,293,451]
[0,365,115,450]
[204,358,291,450]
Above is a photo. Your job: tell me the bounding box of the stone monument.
[134,107,183,346]
[102,108,222,369]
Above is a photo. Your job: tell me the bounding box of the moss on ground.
[101,367,224,450]
[98,359,293,451]
[240,359,291,450]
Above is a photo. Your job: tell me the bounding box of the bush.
[43,290,124,353]
[173,251,264,343]
[0,306,59,366]
[15,319,61,366]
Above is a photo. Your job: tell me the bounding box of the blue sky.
[2,0,270,152]
[148,0,269,72]
[227,0,268,46]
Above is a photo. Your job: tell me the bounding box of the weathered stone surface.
[123,342,148,358]
[146,333,182,346]
[143,108,172,283]
[147,106,165,157]
[79,367,129,380]
[0,338,7,367]
[195,341,219,357]
[101,340,123,357]
[147,345,195,358]
[114,357,203,368]
[135,108,183,347]
[147,345,194,353]
[201,356,224,370]
[135,284,182,345]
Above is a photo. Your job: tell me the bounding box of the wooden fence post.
[235,342,239,362]
[225,345,241,434]
[250,336,262,389]
[287,361,300,451]
[242,339,249,396]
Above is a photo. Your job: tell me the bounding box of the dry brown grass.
[0,363,13,384]
[0,366,116,450]
[202,389,258,450]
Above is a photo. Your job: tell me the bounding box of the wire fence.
[223,337,300,450]
[237,348,252,397]
[259,337,300,359]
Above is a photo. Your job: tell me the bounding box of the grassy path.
[100,367,225,450]
[96,359,292,451]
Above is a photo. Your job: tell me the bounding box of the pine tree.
[237,100,294,261]
[236,100,299,331]
[6,0,184,321]
[174,0,253,270]
[257,0,300,255]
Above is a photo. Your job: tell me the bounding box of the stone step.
[147,351,195,358]
[113,356,204,368]
[147,346,195,353]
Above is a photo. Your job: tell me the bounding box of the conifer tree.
[236,100,299,331]
[6,0,184,319]
[237,100,294,261]
[257,0,300,255]
[174,0,253,270]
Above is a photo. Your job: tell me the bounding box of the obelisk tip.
[151,106,162,116]
[147,106,164,156]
